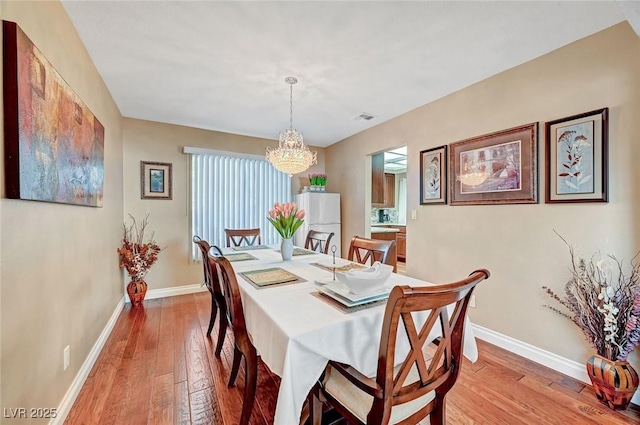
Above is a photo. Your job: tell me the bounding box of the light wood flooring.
[65,293,640,425]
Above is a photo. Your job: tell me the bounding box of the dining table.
[221,244,479,425]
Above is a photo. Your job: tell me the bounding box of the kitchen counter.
[371,227,399,233]
[371,222,406,227]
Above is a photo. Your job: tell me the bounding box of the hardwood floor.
[65,293,640,425]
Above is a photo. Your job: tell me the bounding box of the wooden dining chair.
[308,269,490,425]
[209,253,258,425]
[225,228,261,248]
[192,236,228,356]
[305,230,335,254]
[348,235,397,272]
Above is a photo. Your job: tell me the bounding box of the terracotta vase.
[586,354,639,410]
[127,277,147,306]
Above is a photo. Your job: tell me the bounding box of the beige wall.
[0,0,124,421]
[326,22,640,368]
[122,118,326,290]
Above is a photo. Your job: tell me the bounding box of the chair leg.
[308,392,322,425]
[228,346,242,388]
[215,309,228,357]
[239,350,258,425]
[206,294,217,337]
[429,397,446,425]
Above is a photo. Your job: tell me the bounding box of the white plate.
[324,281,391,302]
[318,284,390,307]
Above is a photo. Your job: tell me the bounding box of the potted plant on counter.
[543,233,640,410]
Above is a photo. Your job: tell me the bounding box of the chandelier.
[266,77,317,176]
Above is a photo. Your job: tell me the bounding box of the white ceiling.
[61,1,630,148]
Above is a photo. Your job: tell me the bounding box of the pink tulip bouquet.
[267,202,305,239]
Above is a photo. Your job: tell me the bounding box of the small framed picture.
[449,123,538,205]
[420,145,447,204]
[545,108,608,203]
[140,161,172,200]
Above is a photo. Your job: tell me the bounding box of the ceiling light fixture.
[266,76,317,176]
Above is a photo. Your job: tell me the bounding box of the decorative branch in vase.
[543,231,640,410]
[117,214,163,306]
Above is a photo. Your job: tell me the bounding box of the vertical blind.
[190,153,291,259]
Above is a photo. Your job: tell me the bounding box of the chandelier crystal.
[266,77,317,176]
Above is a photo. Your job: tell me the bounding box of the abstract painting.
[3,21,104,207]
[545,108,608,203]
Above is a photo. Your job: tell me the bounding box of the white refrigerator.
[294,192,342,257]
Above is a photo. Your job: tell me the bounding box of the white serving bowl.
[335,262,393,294]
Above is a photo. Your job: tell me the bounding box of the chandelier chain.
[289,82,294,129]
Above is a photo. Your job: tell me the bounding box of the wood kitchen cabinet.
[371,153,385,205]
[370,230,398,271]
[372,153,396,208]
[396,227,406,262]
[375,226,405,262]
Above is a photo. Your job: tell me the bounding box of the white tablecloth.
[225,247,478,425]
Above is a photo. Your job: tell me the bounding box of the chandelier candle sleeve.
[266,77,317,176]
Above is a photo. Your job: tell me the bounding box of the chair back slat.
[371,269,490,420]
[305,230,335,254]
[209,254,249,342]
[193,236,214,292]
[347,236,396,271]
[225,228,261,248]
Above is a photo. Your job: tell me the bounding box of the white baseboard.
[472,324,640,406]
[50,296,125,425]
[142,283,207,301]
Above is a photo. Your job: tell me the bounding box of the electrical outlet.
[411,210,417,220]
[63,345,70,371]
[470,295,476,308]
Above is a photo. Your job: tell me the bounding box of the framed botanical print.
[545,108,608,203]
[420,145,447,204]
[141,161,172,200]
[449,123,538,205]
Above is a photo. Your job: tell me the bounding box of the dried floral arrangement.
[543,233,640,361]
[117,214,162,280]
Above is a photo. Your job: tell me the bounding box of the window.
[189,152,291,259]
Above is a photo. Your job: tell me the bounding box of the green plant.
[267,202,305,239]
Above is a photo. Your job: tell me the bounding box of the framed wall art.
[420,145,447,204]
[141,161,172,200]
[449,123,538,205]
[3,21,105,207]
[545,108,608,203]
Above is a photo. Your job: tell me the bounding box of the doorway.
[370,146,407,268]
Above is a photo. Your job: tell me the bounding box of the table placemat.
[224,252,258,262]
[231,245,270,251]
[274,247,318,256]
[240,268,306,289]
[312,262,367,273]
[311,291,387,314]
